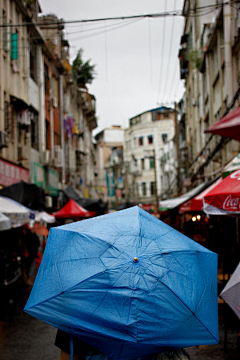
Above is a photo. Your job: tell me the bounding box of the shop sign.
[0,158,28,186]
[48,169,59,196]
[33,163,46,190]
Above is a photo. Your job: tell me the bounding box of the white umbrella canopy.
[0,212,11,231]
[34,211,55,223]
[220,262,240,319]
[0,196,31,227]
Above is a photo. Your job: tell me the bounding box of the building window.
[162,133,168,143]
[44,63,50,95]
[136,183,139,196]
[31,112,39,150]
[45,120,50,150]
[148,135,153,144]
[141,158,145,170]
[30,37,37,83]
[142,182,146,196]
[163,113,169,118]
[150,182,155,195]
[150,158,154,169]
[139,136,144,146]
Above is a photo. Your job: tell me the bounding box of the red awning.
[203,170,240,214]
[205,105,240,141]
[54,199,96,219]
[179,178,222,213]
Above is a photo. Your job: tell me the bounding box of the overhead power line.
[0,1,235,28]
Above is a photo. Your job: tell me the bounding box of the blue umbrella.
[24,206,219,359]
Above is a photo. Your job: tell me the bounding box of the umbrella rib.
[116,264,137,359]
[138,262,219,343]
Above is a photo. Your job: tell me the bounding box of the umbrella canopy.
[220,262,240,319]
[35,211,55,223]
[203,170,240,215]
[205,105,240,141]
[54,199,96,219]
[159,179,214,212]
[24,206,219,359]
[0,195,30,226]
[0,212,11,231]
[179,178,222,213]
[222,153,240,179]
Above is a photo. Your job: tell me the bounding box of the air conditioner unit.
[18,145,28,160]
[0,131,8,149]
[52,97,58,108]
[54,146,63,167]
[40,150,50,165]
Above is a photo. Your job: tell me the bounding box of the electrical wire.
[148,18,153,84]
[0,17,142,46]
[0,2,236,28]
[156,0,167,105]
[161,0,177,104]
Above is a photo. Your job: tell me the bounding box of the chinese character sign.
[0,159,28,186]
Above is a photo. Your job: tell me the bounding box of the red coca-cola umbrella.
[179,178,222,213]
[54,199,96,219]
[205,106,240,141]
[203,170,240,215]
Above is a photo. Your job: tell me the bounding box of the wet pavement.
[0,284,239,360]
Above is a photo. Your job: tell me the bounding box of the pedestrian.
[54,329,191,360]
[23,227,40,285]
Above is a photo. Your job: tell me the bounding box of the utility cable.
[156,0,167,105]
[0,2,236,28]
[161,0,177,104]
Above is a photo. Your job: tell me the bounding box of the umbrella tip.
[133,257,138,262]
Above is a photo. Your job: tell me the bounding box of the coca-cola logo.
[223,195,240,211]
[230,170,240,180]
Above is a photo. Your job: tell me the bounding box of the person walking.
[54,329,191,360]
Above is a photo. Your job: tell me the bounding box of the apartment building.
[179,0,240,184]
[0,2,98,208]
[95,126,125,205]
[124,106,175,205]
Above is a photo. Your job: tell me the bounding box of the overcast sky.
[40,0,185,135]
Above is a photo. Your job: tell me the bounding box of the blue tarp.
[24,206,219,359]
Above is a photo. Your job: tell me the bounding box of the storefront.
[0,157,29,187]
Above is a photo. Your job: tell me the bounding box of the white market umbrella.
[0,212,11,231]
[35,211,55,223]
[0,196,30,227]
[220,262,240,319]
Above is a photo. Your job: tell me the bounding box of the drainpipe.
[59,74,65,185]
[223,3,233,105]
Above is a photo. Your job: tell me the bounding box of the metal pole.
[153,149,159,217]
[174,102,180,195]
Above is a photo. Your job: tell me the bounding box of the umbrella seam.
[221,280,240,297]
[138,262,219,343]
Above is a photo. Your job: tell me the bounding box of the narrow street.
[0,284,239,360]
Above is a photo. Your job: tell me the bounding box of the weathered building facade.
[0,2,98,209]
[179,1,240,186]
[124,107,175,207]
